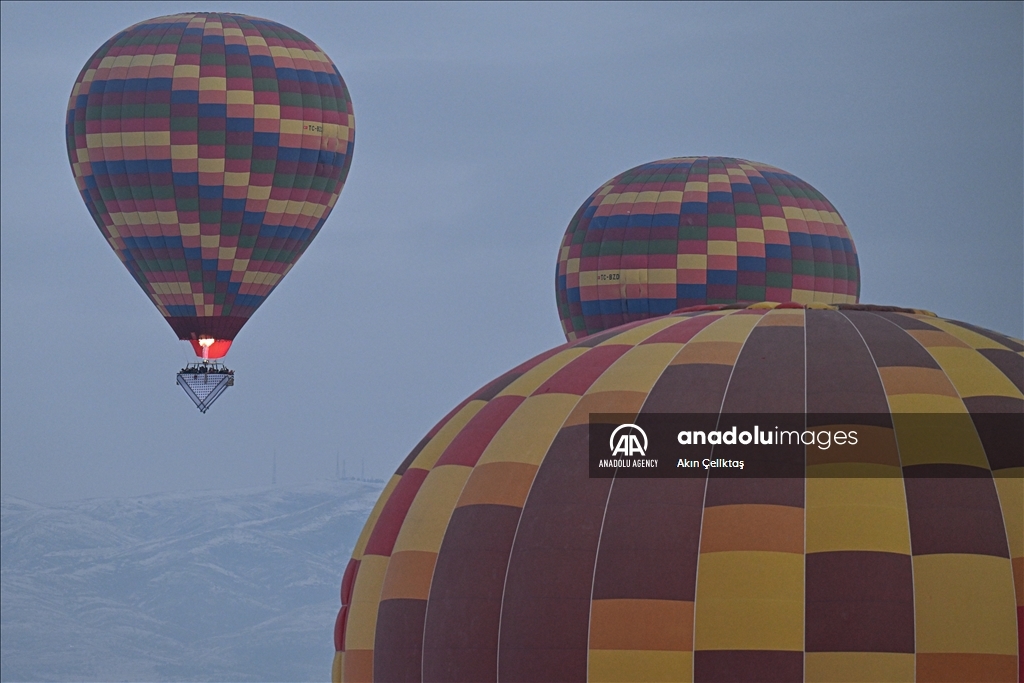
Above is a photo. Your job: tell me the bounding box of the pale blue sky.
[2,1,1021,502]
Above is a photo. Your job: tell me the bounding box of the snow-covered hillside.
[1,480,383,682]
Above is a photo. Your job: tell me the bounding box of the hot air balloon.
[65,12,354,411]
[332,303,1022,682]
[556,158,860,341]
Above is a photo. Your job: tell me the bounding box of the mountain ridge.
[1,480,383,682]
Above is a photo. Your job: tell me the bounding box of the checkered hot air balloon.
[556,158,860,341]
[65,13,354,361]
[333,304,1022,683]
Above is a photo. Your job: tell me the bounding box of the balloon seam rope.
[688,308,758,679]
[493,351,613,680]
[583,309,693,680]
[840,309,916,676]
[802,306,809,666]
[585,458,616,683]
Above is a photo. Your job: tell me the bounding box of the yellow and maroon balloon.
[556,157,860,341]
[333,303,1022,682]
[66,13,354,358]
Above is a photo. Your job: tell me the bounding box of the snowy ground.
[1,480,383,682]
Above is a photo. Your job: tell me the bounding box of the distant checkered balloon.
[65,13,354,357]
[556,157,860,341]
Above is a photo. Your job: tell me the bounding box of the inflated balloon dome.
[556,158,860,341]
[333,303,1022,683]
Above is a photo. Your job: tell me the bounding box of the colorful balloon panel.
[66,13,354,345]
[333,303,1022,682]
[556,158,861,341]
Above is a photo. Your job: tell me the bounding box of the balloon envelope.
[66,13,354,357]
[333,303,1022,682]
[556,157,860,341]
